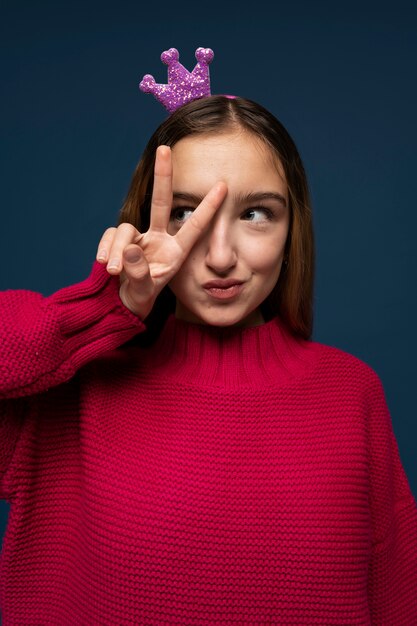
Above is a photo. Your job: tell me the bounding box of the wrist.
[118,284,155,321]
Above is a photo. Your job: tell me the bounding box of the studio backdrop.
[1,0,416,545]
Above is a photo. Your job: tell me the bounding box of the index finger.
[149,145,173,232]
[174,181,228,251]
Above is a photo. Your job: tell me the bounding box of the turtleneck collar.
[142,315,316,389]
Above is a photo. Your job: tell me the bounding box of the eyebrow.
[172,191,287,208]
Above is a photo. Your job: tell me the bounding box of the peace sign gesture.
[96,145,227,320]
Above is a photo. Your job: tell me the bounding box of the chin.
[186,307,263,329]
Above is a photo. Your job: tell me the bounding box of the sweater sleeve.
[366,373,417,625]
[0,261,145,400]
[0,262,145,496]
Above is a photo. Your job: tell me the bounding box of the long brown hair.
[119,95,314,341]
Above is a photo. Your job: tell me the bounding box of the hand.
[96,145,227,319]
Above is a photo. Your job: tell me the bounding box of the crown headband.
[139,47,214,114]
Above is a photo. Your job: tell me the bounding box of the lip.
[202,279,245,301]
[202,279,244,289]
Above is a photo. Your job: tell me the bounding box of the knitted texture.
[1,262,416,624]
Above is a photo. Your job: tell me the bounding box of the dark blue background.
[1,0,416,545]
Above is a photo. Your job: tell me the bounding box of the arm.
[0,262,144,496]
[0,261,144,400]
[366,374,417,624]
[0,147,226,400]
[1,145,226,492]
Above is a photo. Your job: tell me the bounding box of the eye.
[241,207,274,222]
[170,207,195,225]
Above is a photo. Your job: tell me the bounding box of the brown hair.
[119,95,314,341]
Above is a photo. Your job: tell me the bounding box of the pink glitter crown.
[139,47,214,114]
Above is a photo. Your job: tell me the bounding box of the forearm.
[0,261,144,399]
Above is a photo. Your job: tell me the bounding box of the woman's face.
[168,130,290,328]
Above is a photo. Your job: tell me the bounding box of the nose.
[204,216,237,275]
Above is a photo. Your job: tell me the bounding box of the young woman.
[1,93,416,624]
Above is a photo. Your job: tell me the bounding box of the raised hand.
[96,145,227,320]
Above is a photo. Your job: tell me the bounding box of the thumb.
[123,245,151,282]
[119,245,155,317]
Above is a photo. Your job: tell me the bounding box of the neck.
[141,314,315,389]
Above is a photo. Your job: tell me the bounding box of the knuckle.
[151,196,167,210]
[99,227,117,243]
[125,259,150,281]
[188,213,202,231]
[117,222,137,237]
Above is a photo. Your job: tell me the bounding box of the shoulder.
[307,339,385,398]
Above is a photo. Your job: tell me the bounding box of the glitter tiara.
[139,47,215,114]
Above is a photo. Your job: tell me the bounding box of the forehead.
[171,130,287,193]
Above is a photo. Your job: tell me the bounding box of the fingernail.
[125,249,141,263]
[97,249,107,261]
[107,259,120,270]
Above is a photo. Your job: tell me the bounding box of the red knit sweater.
[1,262,416,625]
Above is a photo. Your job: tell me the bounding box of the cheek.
[245,239,285,276]
[168,255,196,295]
